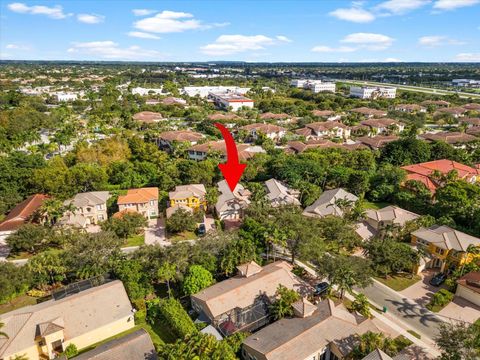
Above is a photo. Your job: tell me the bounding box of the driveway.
[439,297,480,324]
[145,217,167,246]
[400,270,446,307]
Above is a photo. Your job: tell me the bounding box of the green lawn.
[169,231,196,243]
[363,201,391,210]
[6,251,33,260]
[0,294,38,314]
[122,234,145,247]
[375,274,421,291]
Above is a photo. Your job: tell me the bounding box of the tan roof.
[365,206,420,227]
[169,184,206,200]
[395,104,426,111]
[243,299,383,360]
[207,113,240,121]
[286,140,338,153]
[158,130,204,143]
[265,179,301,207]
[74,329,157,360]
[161,97,186,106]
[0,194,49,232]
[133,111,163,123]
[421,100,450,107]
[241,123,286,134]
[237,260,263,277]
[351,107,388,117]
[467,127,480,136]
[460,118,480,126]
[69,191,110,208]
[463,103,480,111]
[215,180,251,215]
[299,121,349,134]
[412,225,480,252]
[0,281,132,358]
[436,107,468,115]
[292,298,317,318]
[420,131,477,144]
[117,187,159,204]
[191,261,308,319]
[189,141,262,161]
[303,188,358,218]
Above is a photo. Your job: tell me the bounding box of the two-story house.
[215,180,251,221]
[167,184,207,218]
[411,225,480,274]
[295,121,351,140]
[61,191,110,228]
[360,118,404,136]
[0,280,134,360]
[240,123,287,142]
[264,179,301,207]
[117,187,159,219]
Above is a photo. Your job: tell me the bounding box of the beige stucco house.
[0,281,134,360]
[117,187,159,219]
[61,191,110,228]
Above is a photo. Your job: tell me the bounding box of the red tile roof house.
[360,118,405,136]
[0,194,49,259]
[460,118,480,128]
[401,159,480,194]
[421,100,450,108]
[155,130,204,150]
[259,112,290,120]
[394,104,427,113]
[420,131,478,147]
[132,111,163,124]
[463,103,480,111]
[350,107,388,119]
[356,135,399,150]
[117,187,159,219]
[435,107,468,118]
[295,121,351,140]
[207,113,240,121]
[240,123,287,142]
[311,110,341,121]
[188,140,265,161]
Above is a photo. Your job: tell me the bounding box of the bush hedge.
[146,298,197,338]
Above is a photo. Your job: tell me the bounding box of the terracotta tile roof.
[467,127,480,136]
[117,187,159,205]
[436,107,468,116]
[132,111,163,123]
[420,131,477,144]
[395,104,426,111]
[160,97,186,106]
[357,135,399,149]
[351,107,387,117]
[401,159,479,193]
[189,140,262,161]
[312,110,335,117]
[0,194,49,232]
[361,118,401,128]
[158,130,204,143]
[241,123,286,134]
[461,118,480,126]
[462,103,480,111]
[457,272,480,294]
[207,113,240,121]
[286,139,337,153]
[421,100,450,107]
[259,112,290,120]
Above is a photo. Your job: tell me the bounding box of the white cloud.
[127,31,161,39]
[67,41,162,60]
[341,32,394,50]
[276,35,292,43]
[383,57,403,62]
[7,2,71,19]
[6,43,29,50]
[311,45,356,53]
[329,6,375,23]
[77,13,104,24]
[200,35,287,56]
[433,0,479,10]
[134,10,203,33]
[132,9,156,16]
[418,35,465,46]
[455,53,480,61]
[376,0,431,14]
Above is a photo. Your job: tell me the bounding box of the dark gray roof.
[74,329,157,360]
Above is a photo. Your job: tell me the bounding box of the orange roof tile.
[117,187,159,205]
[0,194,49,232]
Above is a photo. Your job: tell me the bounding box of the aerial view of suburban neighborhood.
[1,1,480,359]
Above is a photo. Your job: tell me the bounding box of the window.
[96,204,103,210]
[98,214,104,221]
[150,200,155,206]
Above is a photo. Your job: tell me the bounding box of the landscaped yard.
[0,294,38,314]
[375,274,422,291]
[122,234,145,247]
[169,231,196,243]
[6,251,33,260]
[363,201,391,210]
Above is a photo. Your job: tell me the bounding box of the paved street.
[145,217,167,246]
[358,280,444,341]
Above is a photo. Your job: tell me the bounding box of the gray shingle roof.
[303,188,358,217]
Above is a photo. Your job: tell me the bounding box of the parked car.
[429,273,447,286]
[197,223,206,236]
[314,281,330,296]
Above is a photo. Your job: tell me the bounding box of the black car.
[197,223,206,236]
[314,281,330,296]
[429,273,447,286]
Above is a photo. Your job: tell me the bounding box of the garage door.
[456,285,480,307]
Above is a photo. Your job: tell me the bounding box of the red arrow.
[214,122,247,192]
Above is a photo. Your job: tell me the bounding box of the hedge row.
[147,297,197,338]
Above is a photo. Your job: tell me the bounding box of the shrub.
[26,289,48,297]
[182,265,214,296]
[166,208,197,234]
[427,289,454,311]
[147,298,197,338]
[64,343,78,358]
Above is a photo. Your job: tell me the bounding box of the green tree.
[270,284,300,320]
[27,250,67,286]
[166,208,197,234]
[182,265,214,296]
[157,261,177,297]
[101,212,147,239]
[63,343,78,358]
[350,293,371,318]
[158,333,236,360]
[435,321,480,360]
[6,224,54,254]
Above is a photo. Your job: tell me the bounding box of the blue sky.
[1,0,479,62]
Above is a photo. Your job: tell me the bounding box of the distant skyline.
[1,0,480,62]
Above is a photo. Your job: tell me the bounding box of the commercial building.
[209,92,254,112]
[182,86,250,98]
[290,79,336,93]
[349,86,396,99]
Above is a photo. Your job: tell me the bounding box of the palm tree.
[0,322,8,339]
[351,293,371,318]
[459,244,480,275]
